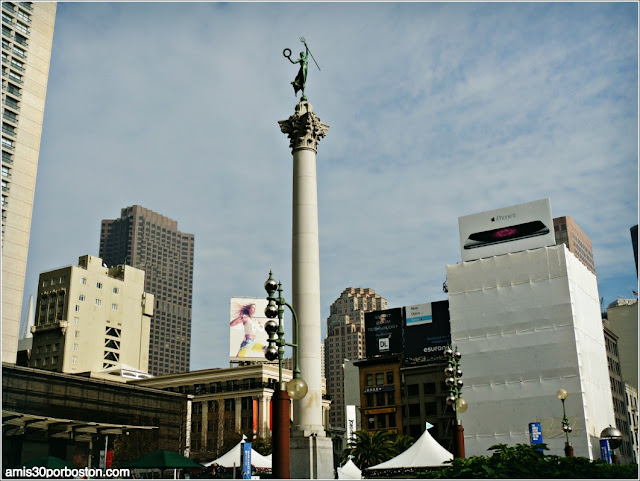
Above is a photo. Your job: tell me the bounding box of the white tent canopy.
[204,441,272,469]
[368,428,453,469]
[337,459,362,479]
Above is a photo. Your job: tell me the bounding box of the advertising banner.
[600,439,612,464]
[364,308,403,357]
[458,198,554,262]
[528,422,543,452]
[346,405,357,444]
[230,297,269,361]
[242,442,252,479]
[403,300,451,365]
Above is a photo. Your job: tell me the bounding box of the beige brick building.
[324,288,387,430]
[29,255,154,376]
[553,216,596,274]
[2,1,57,363]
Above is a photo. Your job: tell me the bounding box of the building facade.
[1,1,56,364]
[324,288,387,431]
[132,364,331,463]
[447,245,615,459]
[99,205,195,376]
[602,322,634,464]
[355,356,403,437]
[606,298,638,391]
[553,216,596,274]
[624,384,638,464]
[28,255,153,375]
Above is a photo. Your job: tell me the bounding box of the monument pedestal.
[290,432,335,480]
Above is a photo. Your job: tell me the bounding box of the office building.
[606,298,638,390]
[603,322,634,464]
[553,216,596,274]
[99,205,194,376]
[324,288,387,430]
[28,255,153,376]
[1,1,56,363]
[447,244,615,459]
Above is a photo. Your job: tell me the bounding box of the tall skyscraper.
[99,205,194,376]
[324,287,387,430]
[1,1,56,363]
[553,216,596,274]
[29,255,153,375]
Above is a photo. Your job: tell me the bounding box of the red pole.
[453,420,465,459]
[272,388,291,479]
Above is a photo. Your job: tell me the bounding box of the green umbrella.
[122,450,204,469]
[18,456,78,469]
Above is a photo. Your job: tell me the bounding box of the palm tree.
[342,430,395,470]
[392,435,415,456]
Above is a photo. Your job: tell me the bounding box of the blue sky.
[22,2,638,371]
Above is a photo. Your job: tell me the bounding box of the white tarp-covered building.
[446,244,615,459]
[204,441,272,468]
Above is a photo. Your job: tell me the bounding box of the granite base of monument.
[290,432,334,479]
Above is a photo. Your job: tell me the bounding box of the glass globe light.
[264,277,278,293]
[456,379,464,389]
[456,397,468,413]
[265,346,279,361]
[445,377,455,386]
[444,348,453,359]
[287,377,308,400]
[456,369,463,378]
[444,366,454,377]
[446,395,456,406]
[265,303,279,319]
[453,351,462,360]
[557,389,568,400]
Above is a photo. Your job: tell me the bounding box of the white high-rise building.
[2,1,57,363]
[447,244,616,459]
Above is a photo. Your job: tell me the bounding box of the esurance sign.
[458,198,554,262]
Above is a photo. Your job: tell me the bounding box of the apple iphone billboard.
[229,297,269,361]
[459,198,554,262]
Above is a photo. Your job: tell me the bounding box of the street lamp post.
[444,346,467,458]
[557,389,574,457]
[264,271,308,479]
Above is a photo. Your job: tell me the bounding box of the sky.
[20,1,638,372]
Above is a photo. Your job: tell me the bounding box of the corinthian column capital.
[279,101,329,154]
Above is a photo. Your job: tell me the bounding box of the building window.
[366,374,373,386]
[75,305,80,312]
[73,343,78,351]
[74,330,79,338]
[96,282,103,289]
[407,384,419,397]
[423,382,436,395]
[112,287,119,294]
[408,403,421,417]
[111,303,118,310]
[386,371,394,384]
[425,402,438,416]
[81,277,87,285]
[78,294,85,301]
[376,373,384,386]
[365,393,374,407]
[376,392,385,407]
[95,299,102,306]
[72,356,77,365]
[74,317,79,325]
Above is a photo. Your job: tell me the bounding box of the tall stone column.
[279,101,333,479]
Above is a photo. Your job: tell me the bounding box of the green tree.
[392,435,415,456]
[341,430,395,470]
[423,443,638,479]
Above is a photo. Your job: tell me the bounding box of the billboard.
[403,300,451,365]
[458,198,554,262]
[229,297,269,361]
[364,308,403,357]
